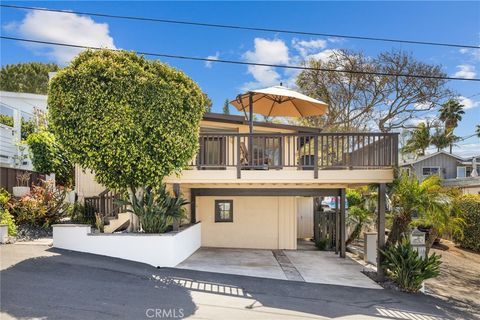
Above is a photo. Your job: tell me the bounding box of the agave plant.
[381,240,441,292]
[116,184,188,233]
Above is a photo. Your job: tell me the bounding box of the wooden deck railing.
[191,132,398,178]
[84,189,126,219]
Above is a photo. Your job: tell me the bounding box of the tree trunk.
[449,143,453,154]
[386,214,411,246]
[425,228,439,256]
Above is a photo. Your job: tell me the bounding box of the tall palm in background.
[439,99,465,154]
[431,128,460,152]
[402,122,431,157]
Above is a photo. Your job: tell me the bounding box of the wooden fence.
[0,166,46,193]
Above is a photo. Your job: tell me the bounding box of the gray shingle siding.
[409,154,460,180]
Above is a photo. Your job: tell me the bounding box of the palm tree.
[402,123,431,157]
[431,128,460,152]
[387,173,453,246]
[439,99,465,153]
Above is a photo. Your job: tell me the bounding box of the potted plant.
[12,171,31,197]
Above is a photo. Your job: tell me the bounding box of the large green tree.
[223,99,230,115]
[0,62,59,94]
[48,49,205,201]
[439,99,465,154]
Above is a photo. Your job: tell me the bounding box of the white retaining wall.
[52,223,201,267]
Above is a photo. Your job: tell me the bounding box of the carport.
[177,247,381,289]
[190,183,386,277]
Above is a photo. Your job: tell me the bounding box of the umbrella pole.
[249,92,253,167]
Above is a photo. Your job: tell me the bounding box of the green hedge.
[454,194,480,252]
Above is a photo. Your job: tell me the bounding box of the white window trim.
[421,166,441,177]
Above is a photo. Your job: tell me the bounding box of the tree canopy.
[26,131,73,187]
[0,62,59,94]
[48,49,206,192]
[296,50,450,132]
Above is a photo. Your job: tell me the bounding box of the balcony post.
[248,92,254,168]
[236,135,241,179]
[314,135,318,179]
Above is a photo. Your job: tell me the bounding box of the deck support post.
[340,188,346,258]
[335,195,339,254]
[377,183,386,281]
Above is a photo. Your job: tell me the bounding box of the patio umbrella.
[230,85,328,134]
[471,157,478,177]
[229,85,328,168]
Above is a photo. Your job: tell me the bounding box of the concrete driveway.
[178,247,380,289]
[1,243,474,320]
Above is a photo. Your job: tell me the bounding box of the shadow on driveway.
[0,245,475,320]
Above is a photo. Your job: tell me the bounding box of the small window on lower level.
[215,200,233,222]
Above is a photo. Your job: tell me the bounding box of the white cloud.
[205,52,219,68]
[304,48,341,63]
[292,38,327,57]
[452,143,480,157]
[242,38,290,90]
[453,64,477,79]
[6,10,116,64]
[458,96,480,109]
[459,47,480,61]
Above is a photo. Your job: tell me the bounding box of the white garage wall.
[197,196,297,250]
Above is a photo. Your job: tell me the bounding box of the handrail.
[193,132,399,178]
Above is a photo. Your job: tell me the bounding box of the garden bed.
[52,222,201,267]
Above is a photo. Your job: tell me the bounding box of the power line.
[2,36,480,82]
[1,3,479,50]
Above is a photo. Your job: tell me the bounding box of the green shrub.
[315,238,328,250]
[0,189,17,236]
[10,180,69,227]
[0,114,14,127]
[453,194,480,251]
[346,189,363,207]
[69,202,96,225]
[26,131,73,187]
[117,185,188,233]
[347,206,371,245]
[381,240,441,292]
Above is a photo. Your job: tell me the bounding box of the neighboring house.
[400,151,480,194]
[0,91,48,170]
[77,112,398,253]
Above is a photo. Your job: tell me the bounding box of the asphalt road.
[0,244,476,320]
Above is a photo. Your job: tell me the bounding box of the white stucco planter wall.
[52,223,201,267]
[0,224,8,243]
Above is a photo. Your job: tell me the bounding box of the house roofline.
[400,150,466,166]
[0,91,48,101]
[203,112,322,133]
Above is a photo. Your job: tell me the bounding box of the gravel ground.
[425,240,480,317]
[13,224,52,242]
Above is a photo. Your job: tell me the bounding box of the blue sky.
[1,1,479,155]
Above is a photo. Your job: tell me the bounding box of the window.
[215,200,233,222]
[422,167,440,176]
[457,166,466,178]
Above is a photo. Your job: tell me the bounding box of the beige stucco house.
[76,112,398,257]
